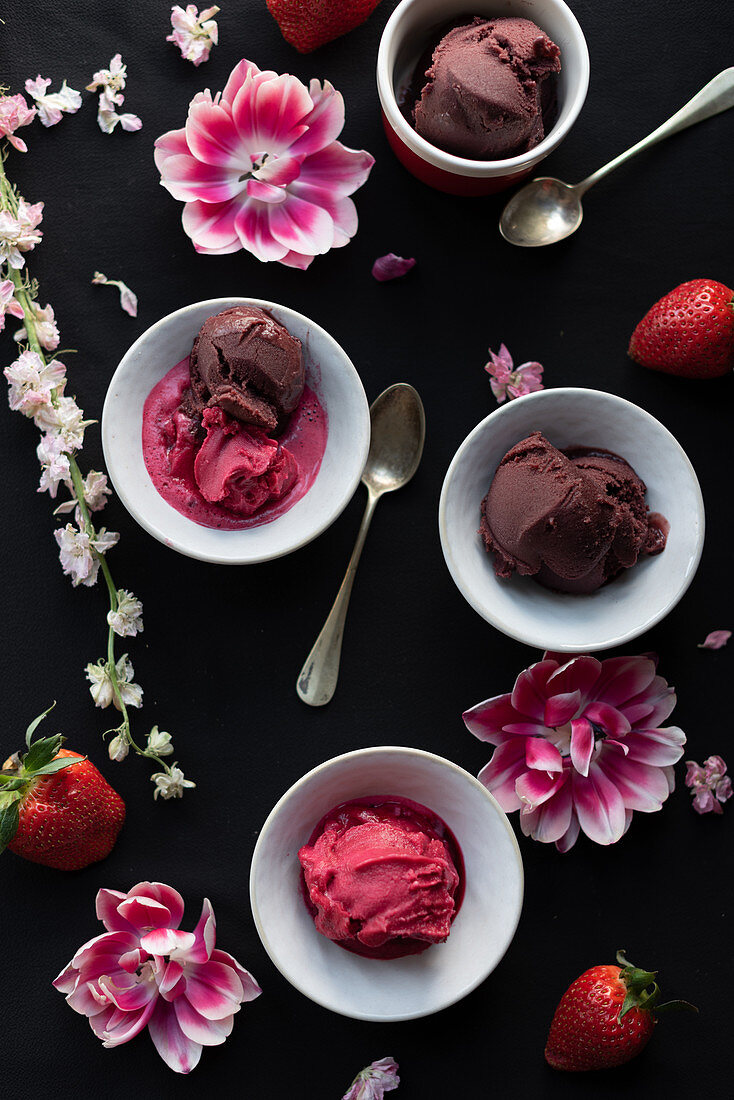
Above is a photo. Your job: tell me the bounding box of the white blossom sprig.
[0,123,193,799]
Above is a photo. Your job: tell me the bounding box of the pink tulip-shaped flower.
[53,881,261,1073]
[154,59,375,269]
[464,653,685,852]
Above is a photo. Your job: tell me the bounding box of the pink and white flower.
[86,653,142,708]
[37,432,71,497]
[4,349,65,414]
[0,278,25,332]
[56,523,119,587]
[685,755,732,814]
[343,1057,400,1100]
[0,198,44,269]
[154,59,375,269]
[87,55,142,134]
[107,589,144,637]
[0,93,36,152]
[34,394,91,452]
[167,5,220,66]
[24,76,82,127]
[14,300,60,350]
[464,652,685,852]
[484,343,544,403]
[53,882,261,1074]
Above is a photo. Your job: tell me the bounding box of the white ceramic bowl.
[439,388,705,652]
[377,0,590,195]
[102,298,370,564]
[249,747,524,1022]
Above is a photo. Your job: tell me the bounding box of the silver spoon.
[296,383,426,707]
[500,67,734,247]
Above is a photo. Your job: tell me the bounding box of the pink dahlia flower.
[154,59,375,269]
[464,653,685,852]
[53,881,261,1074]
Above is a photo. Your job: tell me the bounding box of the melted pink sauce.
[301,796,465,960]
[142,358,328,530]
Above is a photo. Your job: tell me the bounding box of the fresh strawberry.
[628,278,734,379]
[0,706,125,871]
[545,951,696,1072]
[266,0,382,53]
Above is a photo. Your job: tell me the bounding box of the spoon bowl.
[499,68,734,248]
[499,177,583,247]
[363,382,426,495]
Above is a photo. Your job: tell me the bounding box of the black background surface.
[1,1,733,1096]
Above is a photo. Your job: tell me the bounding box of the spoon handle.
[296,488,379,707]
[578,67,734,193]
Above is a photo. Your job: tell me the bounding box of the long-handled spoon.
[499,68,734,247]
[296,383,426,707]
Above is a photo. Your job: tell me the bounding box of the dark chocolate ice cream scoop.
[189,306,304,432]
[480,432,667,594]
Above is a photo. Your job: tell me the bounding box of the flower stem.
[1,146,173,779]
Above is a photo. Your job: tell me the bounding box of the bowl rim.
[248,744,525,1022]
[376,0,591,178]
[101,296,370,566]
[438,386,706,652]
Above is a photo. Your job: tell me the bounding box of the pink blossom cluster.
[167,5,220,66]
[0,93,36,151]
[685,755,732,814]
[155,59,374,268]
[86,55,142,134]
[53,882,261,1074]
[464,652,685,851]
[343,1057,400,1100]
[484,343,544,403]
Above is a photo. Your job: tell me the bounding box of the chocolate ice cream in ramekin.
[377,0,589,195]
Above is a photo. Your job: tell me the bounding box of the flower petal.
[516,769,565,809]
[98,974,158,1013]
[544,690,581,728]
[570,718,595,777]
[182,199,241,253]
[511,660,559,720]
[623,726,686,767]
[232,71,311,155]
[233,200,289,261]
[185,898,216,964]
[95,889,133,933]
[175,998,234,1046]
[117,896,174,933]
[546,656,601,703]
[221,60,268,110]
[127,882,185,928]
[478,740,527,811]
[584,702,631,738]
[556,810,580,853]
[182,959,245,1020]
[619,675,676,727]
[572,764,627,845]
[157,152,243,203]
[140,928,196,956]
[289,80,345,157]
[96,997,158,1048]
[598,751,671,812]
[591,655,656,706]
[297,140,374,195]
[462,693,518,744]
[287,181,357,247]
[158,960,186,1001]
[210,951,262,1002]
[267,192,334,257]
[246,178,288,203]
[525,738,563,772]
[185,96,247,168]
[527,780,574,843]
[148,998,203,1074]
